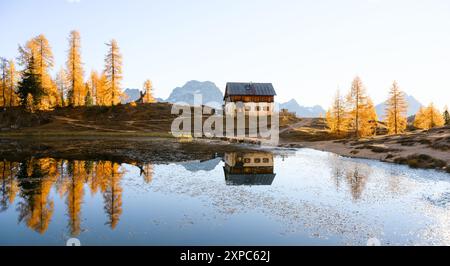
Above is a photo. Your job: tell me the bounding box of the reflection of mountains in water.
[179,157,222,172]
[223,152,276,186]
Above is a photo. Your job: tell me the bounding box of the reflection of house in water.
[223,152,276,185]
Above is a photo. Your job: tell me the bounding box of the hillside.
[0,104,176,135]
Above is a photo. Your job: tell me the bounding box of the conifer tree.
[84,83,93,106]
[385,81,408,134]
[104,39,122,106]
[7,60,19,107]
[66,31,85,106]
[89,71,108,106]
[326,90,347,136]
[55,68,69,107]
[414,103,445,129]
[142,79,156,103]
[33,34,56,109]
[17,54,42,108]
[443,106,450,126]
[0,58,7,109]
[345,77,377,138]
[18,34,56,109]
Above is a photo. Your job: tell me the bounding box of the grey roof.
[224,82,277,97]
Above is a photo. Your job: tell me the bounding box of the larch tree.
[413,103,445,129]
[142,79,156,103]
[104,39,122,106]
[55,68,69,107]
[385,81,408,134]
[443,106,450,126]
[0,58,7,109]
[66,31,85,106]
[90,71,108,106]
[84,82,93,106]
[326,89,347,136]
[7,60,19,107]
[345,77,377,138]
[358,98,378,137]
[89,71,99,105]
[32,34,57,109]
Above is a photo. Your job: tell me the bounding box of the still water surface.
[1,148,450,245]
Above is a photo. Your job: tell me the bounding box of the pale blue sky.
[1,0,449,109]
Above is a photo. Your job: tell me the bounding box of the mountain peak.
[279,99,325,117]
[285,98,299,105]
[166,80,223,109]
[375,94,423,118]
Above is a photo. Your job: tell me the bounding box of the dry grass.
[394,154,448,170]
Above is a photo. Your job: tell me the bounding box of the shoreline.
[279,139,450,173]
[1,129,449,172]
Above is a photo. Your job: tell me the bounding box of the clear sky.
[1,0,449,109]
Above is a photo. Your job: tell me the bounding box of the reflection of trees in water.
[16,158,58,234]
[102,162,123,229]
[328,155,370,201]
[1,158,129,235]
[140,163,154,184]
[0,160,20,212]
[64,161,86,236]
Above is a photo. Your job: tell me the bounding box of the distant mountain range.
[375,94,423,119]
[279,99,326,118]
[122,83,422,119]
[122,80,223,108]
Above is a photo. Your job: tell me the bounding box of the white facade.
[224,102,274,116]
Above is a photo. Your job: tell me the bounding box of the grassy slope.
[0,103,176,137]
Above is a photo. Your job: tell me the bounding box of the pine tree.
[66,31,85,106]
[17,54,42,108]
[345,77,377,138]
[142,79,156,103]
[104,39,122,106]
[444,106,450,126]
[326,90,347,136]
[385,81,408,134]
[414,103,445,129]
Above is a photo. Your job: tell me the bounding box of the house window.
[264,106,270,111]
[263,158,270,163]
[244,158,251,163]
[254,158,261,163]
[245,106,251,111]
[256,106,261,111]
